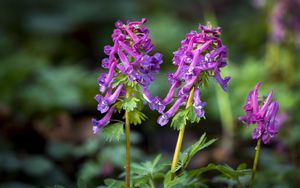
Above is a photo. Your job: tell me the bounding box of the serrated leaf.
[122,97,140,111]
[112,101,123,112]
[101,123,124,142]
[127,110,147,125]
[171,111,186,130]
[186,106,201,123]
[132,154,166,187]
[198,71,210,88]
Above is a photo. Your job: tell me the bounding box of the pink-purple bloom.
[270,0,300,46]
[151,24,230,126]
[239,82,280,144]
[92,18,162,133]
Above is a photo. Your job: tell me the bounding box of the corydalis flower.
[153,24,229,126]
[92,18,162,133]
[100,18,162,88]
[239,82,280,144]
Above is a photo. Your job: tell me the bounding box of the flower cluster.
[144,24,230,126]
[239,82,280,144]
[92,18,162,133]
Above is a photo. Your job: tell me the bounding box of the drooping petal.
[92,107,116,133]
[214,68,230,92]
[193,88,206,118]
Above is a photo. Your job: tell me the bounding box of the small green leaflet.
[112,75,128,88]
[101,122,124,142]
[186,106,202,123]
[176,133,218,173]
[128,110,147,126]
[171,106,202,130]
[104,179,125,188]
[122,97,140,111]
[171,110,186,130]
[132,154,166,187]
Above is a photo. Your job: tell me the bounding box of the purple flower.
[270,0,300,45]
[92,107,116,134]
[157,96,186,126]
[154,23,229,126]
[239,82,280,144]
[193,88,206,118]
[95,84,124,113]
[92,18,162,133]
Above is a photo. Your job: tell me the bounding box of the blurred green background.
[0,0,300,187]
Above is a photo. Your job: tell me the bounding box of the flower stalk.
[249,139,261,188]
[125,87,132,188]
[171,87,195,178]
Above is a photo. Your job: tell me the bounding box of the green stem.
[149,178,156,188]
[125,87,132,188]
[171,87,195,179]
[249,139,262,188]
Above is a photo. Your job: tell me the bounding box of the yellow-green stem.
[249,139,262,188]
[125,87,132,188]
[171,87,195,178]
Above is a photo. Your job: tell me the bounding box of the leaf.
[177,133,217,172]
[122,97,140,111]
[185,106,201,124]
[21,156,53,177]
[171,107,203,130]
[199,71,210,88]
[112,75,128,88]
[132,154,166,187]
[113,101,123,112]
[189,163,251,182]
[127,110,147,125]
[101,122,124,142]
[104,179,125,188]
[171,111,186,130]
[237,163,247,170]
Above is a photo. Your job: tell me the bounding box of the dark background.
[0,0,300,187]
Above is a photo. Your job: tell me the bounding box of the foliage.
[101,122,125,142]
[171,106,203,130]
[175,133,217,174]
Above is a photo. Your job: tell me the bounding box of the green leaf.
[101,122,124,142]
[176,133,217,173]
[171,111,186,130]
[22,156,53,177]
[113,101,123,112]
[171,107,204,130]
[112,75,128,88]
[127,110,147,125]
[132,154,166,187]
[122,97,140,111]
[189,163,251,181]
[237,163,247,170]
[198,72,210,88]
[104,179,125,188]
[186,106,201,123]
